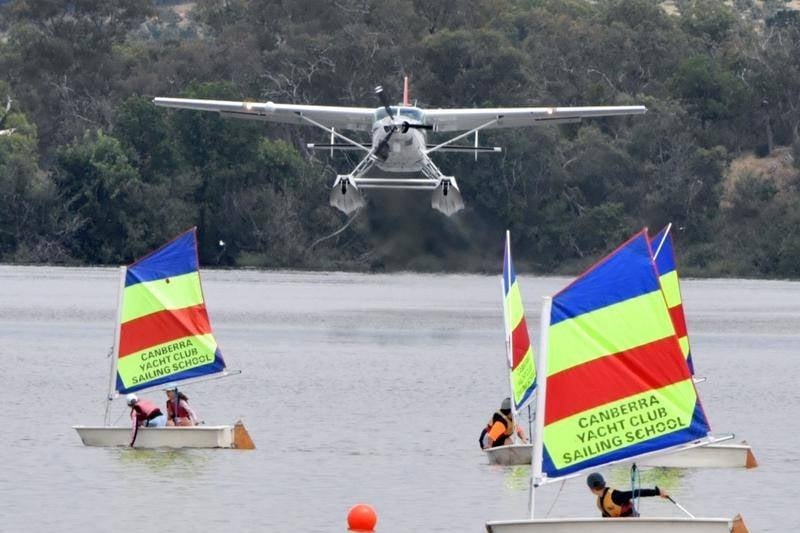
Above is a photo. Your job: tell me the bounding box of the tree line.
[1,0,799,277]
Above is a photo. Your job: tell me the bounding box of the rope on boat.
[630,462,641,516]
[544,479,566,518]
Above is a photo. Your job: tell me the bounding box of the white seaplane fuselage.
[371,106,427,172]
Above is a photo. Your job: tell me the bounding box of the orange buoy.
[347,503,377,531]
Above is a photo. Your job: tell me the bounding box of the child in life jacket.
[127,393,166,446]
[165,387,199,426]
[587,472,669,517]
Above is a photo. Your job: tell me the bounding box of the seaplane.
[153,78,646,215]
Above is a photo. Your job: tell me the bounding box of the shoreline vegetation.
[1,0,800,278]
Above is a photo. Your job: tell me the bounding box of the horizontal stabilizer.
[425,145,501,153]
[307,143,363,151]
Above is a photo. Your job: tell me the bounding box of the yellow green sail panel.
[115,228,226,393]
[541,230,709,478]
[502,231,536,411]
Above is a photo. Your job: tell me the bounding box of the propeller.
[373,84,432,161]
[375,85,394,120]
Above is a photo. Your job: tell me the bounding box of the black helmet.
[587,472,605,489]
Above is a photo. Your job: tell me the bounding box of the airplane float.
[0,96,16,136]
[154,78,645,216]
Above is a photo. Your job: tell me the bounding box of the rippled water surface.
[0,266,796,532]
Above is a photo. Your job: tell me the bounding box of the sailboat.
[485,231,537,466]
[73,228,255,449]
[486,230,747,533]
[636,225,756,469]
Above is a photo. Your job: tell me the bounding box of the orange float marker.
[347,503,377,531]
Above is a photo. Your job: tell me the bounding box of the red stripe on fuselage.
[544,336,692,425]
[511,317,531,369]
[119,304,212,357]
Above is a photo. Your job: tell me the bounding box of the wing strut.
[297,114,371,152]
[425,118,500,155]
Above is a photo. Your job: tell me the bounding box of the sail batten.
[540,230,709,479]
[114,227,226,394]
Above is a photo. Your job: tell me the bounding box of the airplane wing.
[423,106,646,132]
[152,98,376,132]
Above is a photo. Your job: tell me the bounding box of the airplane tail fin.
[403,75,410,106]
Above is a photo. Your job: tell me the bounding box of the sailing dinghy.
[486,230,747,533]
[73,228,254,449]
[485,231,537,466]
[635,226,756,469]
[487,228,756,470]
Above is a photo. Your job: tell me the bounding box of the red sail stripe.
[510,317,531,369]
[668,304,688,339]
[119,304,212,357]
[544,336,692,425]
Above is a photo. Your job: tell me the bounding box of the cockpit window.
[374,107,424,122]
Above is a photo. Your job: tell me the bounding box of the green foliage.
[0,0,799,276]
[55,130,196,263]
[114,95,181,181]
[671,55,747,123]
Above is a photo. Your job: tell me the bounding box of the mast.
[652,222,673,260]
[529,296,551,519]
[103,265,126,425]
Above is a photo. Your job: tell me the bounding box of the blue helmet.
[587,472,605,489]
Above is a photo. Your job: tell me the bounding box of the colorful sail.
[540,230,710,478]
[651,226,694,374]
[115,228,226,394]
[502,231,536,412]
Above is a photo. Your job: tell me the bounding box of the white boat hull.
[485,442,756,469]
[486,516,745,533]
[637,441,756,469]
[73,421,255,449]
[485,444,532,465]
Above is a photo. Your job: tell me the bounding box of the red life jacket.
[133,399,161,420]
[167,399,190,419]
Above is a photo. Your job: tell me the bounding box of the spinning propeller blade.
[375,85,394,118]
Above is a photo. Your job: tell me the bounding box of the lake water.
[0,266,796,532]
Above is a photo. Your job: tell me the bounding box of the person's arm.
[181,400,199,424]
[515,425,528,443]
[611,487,663,505]
[129,409,139,447]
